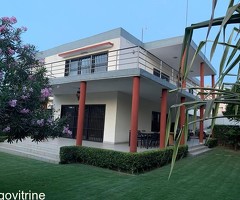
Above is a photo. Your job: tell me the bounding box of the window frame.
[64,51,108,76]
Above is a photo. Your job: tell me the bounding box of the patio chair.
[148,132,159,148]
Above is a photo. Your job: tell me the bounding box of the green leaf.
[204,100,214,119]
[174,107,180,139]
[183,41,206,80]
[168,127,182,179]
[206,0,218,40]
[165,109,172,148]
[219,28,236,75]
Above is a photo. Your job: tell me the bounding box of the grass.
[0,147,240,200]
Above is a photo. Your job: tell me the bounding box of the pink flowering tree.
[0,17,70,142]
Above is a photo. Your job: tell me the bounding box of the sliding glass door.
[61,105,105,142]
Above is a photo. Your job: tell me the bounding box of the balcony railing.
[44,46,198,95]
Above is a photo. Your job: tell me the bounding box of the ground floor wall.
[53,91,163,144]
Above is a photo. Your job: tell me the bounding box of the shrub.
[60,145,188,174]
[205,138,218,148]
[213,125,240,150]
[0,136,7,142]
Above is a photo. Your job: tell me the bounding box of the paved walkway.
[0,137,204,163]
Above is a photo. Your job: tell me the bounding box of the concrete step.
[0,143,59,159]
[0,145,59,164]
[188,144,212,156]
[0,140,60,164]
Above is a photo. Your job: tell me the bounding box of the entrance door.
[61,105,105,142]
[83,105,105,142]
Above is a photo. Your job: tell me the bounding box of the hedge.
[213,125,240,149]
[60,145,188,174]
[205,138,218,148]
[0,136,7,142]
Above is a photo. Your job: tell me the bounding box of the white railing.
[44,46,198,95]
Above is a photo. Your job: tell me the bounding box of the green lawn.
[0,147,239,200]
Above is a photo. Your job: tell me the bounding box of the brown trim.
[59,42,113,58]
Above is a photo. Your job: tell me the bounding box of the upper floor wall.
[39,28,216,96]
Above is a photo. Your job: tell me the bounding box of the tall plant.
[0,17,70,142]
[167,0,240,177]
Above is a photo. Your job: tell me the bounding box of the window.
[161,72,170,82]
[153,68,160,77]
[65,52,108,76]
[189,88,194,94]
[153,69,170,82]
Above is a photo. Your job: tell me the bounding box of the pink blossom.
[21,26,27,32]
[21,95,28,100]
[7,47,15,55]
[0,25,6,32]
[9,100,17,107]
[1,17,10,23]
[38,58,45,65]
[23,44,30,49]
[9,16,17,24]
[20,108,30,114]
[62,125,72,135]
[47,118,53,125]
[3,126,10,132]
[41,87,52,98]
[28,75,34,80]
[36,119,44,126]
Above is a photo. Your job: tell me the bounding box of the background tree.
[0,17,69,142]
[223,82,240,122]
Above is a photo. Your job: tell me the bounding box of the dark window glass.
[161,72,170,82]
[61,105,106,142]
[64,52,108,76]
[153,68,160,77]
[92,53,108,73]
[151,111,160,132]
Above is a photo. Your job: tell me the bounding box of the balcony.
[44,46,199,95]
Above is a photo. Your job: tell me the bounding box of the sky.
[1,0,238,85]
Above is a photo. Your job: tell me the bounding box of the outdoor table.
[129,131,159,149]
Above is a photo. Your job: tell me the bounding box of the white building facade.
[39,28,216,151]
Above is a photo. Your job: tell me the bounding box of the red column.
[199,62,204,143]
[130,76,140,153]
[160,89,168,149]
[180,96,186,145]
[76,81,87,146]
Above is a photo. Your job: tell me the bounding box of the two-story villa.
[39,28,216,152]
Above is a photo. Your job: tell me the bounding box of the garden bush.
[205,138,218,148]
[60,145,188,174]
[213,125,240,150]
